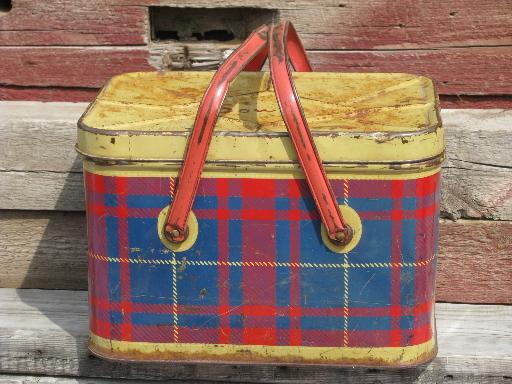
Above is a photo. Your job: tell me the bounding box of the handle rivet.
[170,229,180,238]
[335,232,346,242]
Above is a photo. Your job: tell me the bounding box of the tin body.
[78,72,444,366]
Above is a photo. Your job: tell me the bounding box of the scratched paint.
[78,70,443,366]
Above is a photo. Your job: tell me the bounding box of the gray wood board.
[0,288,511,383]
[0,375,210,384]
[0,103,511,219]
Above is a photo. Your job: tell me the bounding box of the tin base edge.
[88,333,437,368]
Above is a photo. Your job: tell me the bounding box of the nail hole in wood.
[150,7,279,42]
[449,11,457,17]
[0,0,12,15]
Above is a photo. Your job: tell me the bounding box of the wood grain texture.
[440,95,512,109]
[1,211,510,304]
[0,47,152,88]
[0,1,148,46]
[308,47,512,95]
[0,376,198,384]
[0,211,88,290]
[0,45,511,95]
[1,103,510,220]
[0,86,100,102]
[437,220,512,304]
[441,109,512,220]
[2,0,510,49]
[0,288,511,383]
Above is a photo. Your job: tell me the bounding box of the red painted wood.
[309,47,512,95]
[440,95,512,109]
[2,1,510,49]
[0,86,99,102]
[1,47,510,95]
[292,0,512,49]
[0,48,152,88]
[437,220,512,304]
[0,1,147,46]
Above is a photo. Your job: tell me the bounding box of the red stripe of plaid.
[217,179,231,344]
[241,180,277,345]
[116,177,132,341]
[289,180,302,346]
[390,180,404,347]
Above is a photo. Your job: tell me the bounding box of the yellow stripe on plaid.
[89,252,434,268]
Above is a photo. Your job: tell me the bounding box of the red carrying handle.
[268,21,352,244]
[165,21,353,246]
[163,25,269,243]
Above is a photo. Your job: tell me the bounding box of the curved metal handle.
[268,21,352,245]
[166,21,352,246]
[164,25,269,242]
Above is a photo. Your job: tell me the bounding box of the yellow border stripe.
[83,160,441,181]
[89,252,434,269]
[89,332,435,365]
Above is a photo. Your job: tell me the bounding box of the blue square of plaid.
[300,267,345,308]
[177,264,219,307]
[128,194,168,208]
[128,217,162,255]
[402,197,417,211]
[228,196,242,210]
[346,197,392,212]
[276,315,290,329]
[348,267,392,307]
[400,268,417,306]
[104,194,118,207]
[302,315,345,331]
[347,220,392,263]
[193,196,218,210]
[133,312,172,326]
[108,261,121,303]
[401,219,417,263]
[109,310,123,324]
[106,216,120,256]
[275,197,290,210]
[348,315,391,331]
[130,263,173,304]
[178,314,219,328]
[230,314,244,328]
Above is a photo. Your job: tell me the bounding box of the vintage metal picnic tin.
[77,69,444,367]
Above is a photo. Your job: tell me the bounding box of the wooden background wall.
[0,0,511,304]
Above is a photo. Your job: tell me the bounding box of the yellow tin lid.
[77,71,443,168]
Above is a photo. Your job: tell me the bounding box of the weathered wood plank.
[437,220,512,303]
[0,211,88,290]
[0,171,86,211]
[0,47,152,88]
[1,211,510,304]
[441,95,512,109]
[0,86,100,103]
[0,1,148,46]
[2,0,510,48]
[0,288,510,383]
[308,47,512,95]
[1,103,510,219]
[0,375,198,383]
[281,0,512,50]
[1,46,511,95]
